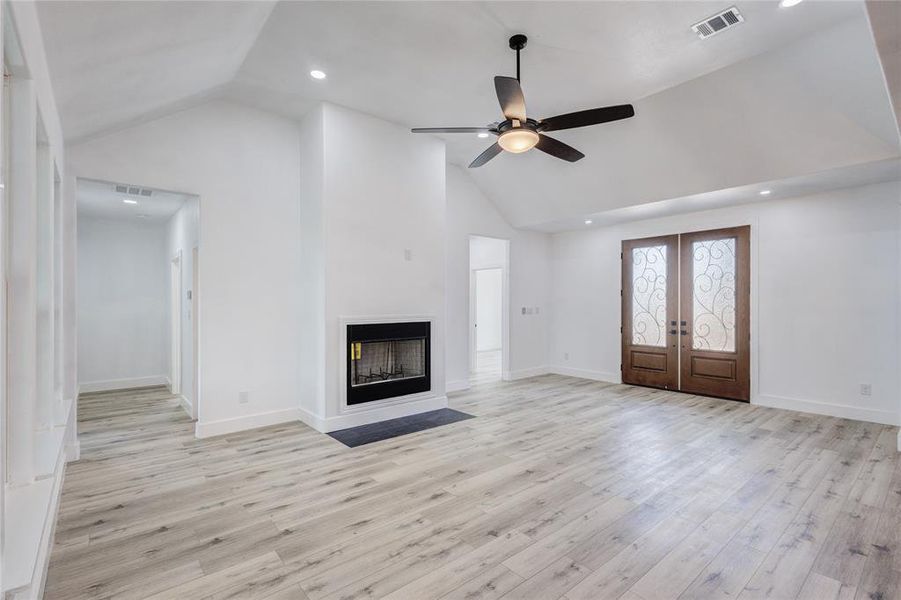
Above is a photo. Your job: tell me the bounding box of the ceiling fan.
[411,34,635,168]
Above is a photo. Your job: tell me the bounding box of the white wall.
[298,103,448,431]
[470,235,506,269]
[549,181,901,426]
[67,100,303,437]
[446,165,550,389]
[77,217,168,390]
[166,197,199,412]
[2,2,76,597]
[475,268,502,352]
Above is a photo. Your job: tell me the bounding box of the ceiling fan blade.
[494,76,527,121]
[469,143,503,168]
[540,104,634,132]
[411,127,494,134]
[536,134,585,162]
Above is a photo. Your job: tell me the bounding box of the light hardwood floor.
[46,376,901,600]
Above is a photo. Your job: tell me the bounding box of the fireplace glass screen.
[351,338,426,386]
[347,322,430,405]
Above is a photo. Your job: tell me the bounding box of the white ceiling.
[231,0,863,164]
[39,0,901,231]
[37,1,275,142]
[77,178,193,223]
[534,158,901,232]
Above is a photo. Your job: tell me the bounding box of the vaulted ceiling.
[38,1,901,230]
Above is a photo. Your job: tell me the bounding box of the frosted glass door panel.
[691,238,736,352]
[631,245,667,347]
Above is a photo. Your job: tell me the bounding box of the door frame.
[170,251,182,396]
[621,225,751,402]
[191,245,199,421]
[467,235,510,380]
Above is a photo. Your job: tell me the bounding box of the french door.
[621,226,750,402]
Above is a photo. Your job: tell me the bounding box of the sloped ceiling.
[37,0,900,229]
[36,0,275,142]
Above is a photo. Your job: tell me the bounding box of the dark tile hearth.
[327,408,474,447]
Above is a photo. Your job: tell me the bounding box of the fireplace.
[346,321,431,405]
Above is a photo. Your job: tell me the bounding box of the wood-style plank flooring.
[46,376,901,599]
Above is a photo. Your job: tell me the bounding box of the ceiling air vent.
[114,183,153,197]
[691,7,743,39]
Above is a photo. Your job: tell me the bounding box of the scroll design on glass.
[692,238,736,351]
[631,245,667,347]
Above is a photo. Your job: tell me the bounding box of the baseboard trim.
[503,366,549,381]
[78,375,169,394]
[297,406,326,432]
[5,435,67,599]
[301,395,449,433]
[194,408,302,439]
[177,395,192,418]
[446,379,471,393]
[66,440,80,462]
[754,394,899,426]
[548,366,621,384]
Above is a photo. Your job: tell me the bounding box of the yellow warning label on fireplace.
[350,342,362,361]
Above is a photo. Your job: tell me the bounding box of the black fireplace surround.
[347,321,431,405]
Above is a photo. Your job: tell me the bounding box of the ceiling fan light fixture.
[498,128,539,153]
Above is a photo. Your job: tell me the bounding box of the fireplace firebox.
[346,322,430,405]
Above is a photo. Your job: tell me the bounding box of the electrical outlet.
[860,383,872,396]
[404,248,412,261]
[521,307,526,315]
[564,352,569,361]
[238,391,250,404]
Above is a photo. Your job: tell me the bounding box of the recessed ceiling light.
[137,214,149,219]
[779,0,803,7]
[123,198,138,204]
[584,219,593,225]
[477,132,490,138]
[310,70,327,80]
[759,190,771,196]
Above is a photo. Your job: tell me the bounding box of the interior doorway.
[75,178,200,419]
[469,235,509,384]
[621,225,750,401]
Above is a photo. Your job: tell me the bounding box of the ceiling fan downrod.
[509,34,527,82]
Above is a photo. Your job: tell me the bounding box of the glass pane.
[350,338,426,387]
[692,238,736,351]
[631,245,667,347]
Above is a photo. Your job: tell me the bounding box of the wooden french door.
[621,226,750,402]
